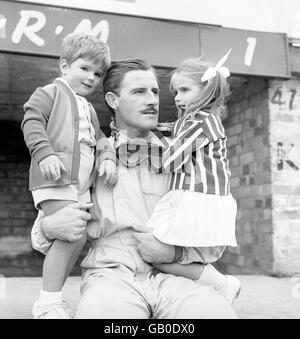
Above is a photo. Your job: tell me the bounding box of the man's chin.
[149,124,159,132]
[138,120,158,131]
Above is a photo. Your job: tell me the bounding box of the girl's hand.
[39,155,66,181]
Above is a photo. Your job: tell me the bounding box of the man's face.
[115,70,160,135]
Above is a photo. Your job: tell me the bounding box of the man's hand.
[41,202,93,242]
[133,232,175,264]
[98,159,117,189]
[39,154,67,181]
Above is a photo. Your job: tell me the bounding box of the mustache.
[141,107,158,114]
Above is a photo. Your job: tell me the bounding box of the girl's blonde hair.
[170,58,231,117]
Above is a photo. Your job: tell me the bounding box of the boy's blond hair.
[60,32,111,74]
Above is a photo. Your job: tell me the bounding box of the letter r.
[12,10,46,46]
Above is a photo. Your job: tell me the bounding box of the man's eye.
[81,67,88,71]
[95,73,101,78]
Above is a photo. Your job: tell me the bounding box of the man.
[35,59,237,319]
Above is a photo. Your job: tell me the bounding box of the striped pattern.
[163,110,231,196]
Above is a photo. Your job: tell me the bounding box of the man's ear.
[59,58,69,76]
[105,92,119,111]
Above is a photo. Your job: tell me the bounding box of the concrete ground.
[0,275,300,319]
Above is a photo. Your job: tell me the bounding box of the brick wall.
[269,77,300,276]
[0,121,44,276]
[219,76,300,277]
[218,77,274,275]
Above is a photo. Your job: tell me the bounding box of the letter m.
[74,19,109,42]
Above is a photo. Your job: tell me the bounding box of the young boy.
[21,33,116,319]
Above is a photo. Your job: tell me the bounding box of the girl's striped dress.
[148,110,237,252]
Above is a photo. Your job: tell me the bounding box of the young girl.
[147,50,241,304]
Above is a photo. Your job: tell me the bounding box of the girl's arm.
[162,114,226,172]
[162,119,209,172]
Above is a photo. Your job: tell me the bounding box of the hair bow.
[201,49,232,83]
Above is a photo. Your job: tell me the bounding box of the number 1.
[245,37,257,67]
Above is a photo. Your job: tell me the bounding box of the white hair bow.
[201,49,232,83]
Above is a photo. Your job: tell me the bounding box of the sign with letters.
[0,0,290,77]
[0,0,200,68]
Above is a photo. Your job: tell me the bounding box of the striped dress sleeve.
[201,114,226,142]
[162,119,209,172]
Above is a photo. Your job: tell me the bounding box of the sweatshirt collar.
[54,77,77,96]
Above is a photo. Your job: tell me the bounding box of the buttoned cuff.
[172,246,184,263]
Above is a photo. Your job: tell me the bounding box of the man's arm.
[133,233,176,264]
[133,232,209,266]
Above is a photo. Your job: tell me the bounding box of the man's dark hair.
[102,59,156,115]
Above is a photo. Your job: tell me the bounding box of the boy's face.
[60,57,103,96]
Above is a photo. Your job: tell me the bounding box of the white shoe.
[32,300,73,319]
[225,275,241,304]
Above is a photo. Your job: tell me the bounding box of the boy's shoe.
[32,300,74,319]
[225,275,242,305]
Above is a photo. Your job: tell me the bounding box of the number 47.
[271,87,297,110]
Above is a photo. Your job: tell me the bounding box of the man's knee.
[162,285,238,319]
[75,277,149,319]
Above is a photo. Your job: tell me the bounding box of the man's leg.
[76,273,150,319]
[152,273,238,319]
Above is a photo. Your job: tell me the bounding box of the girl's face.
[171,73,202,114]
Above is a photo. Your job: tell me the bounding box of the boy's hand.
[98,159,117,188]
[39,154,67,182]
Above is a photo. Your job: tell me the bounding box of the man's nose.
[147,91,159,105]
